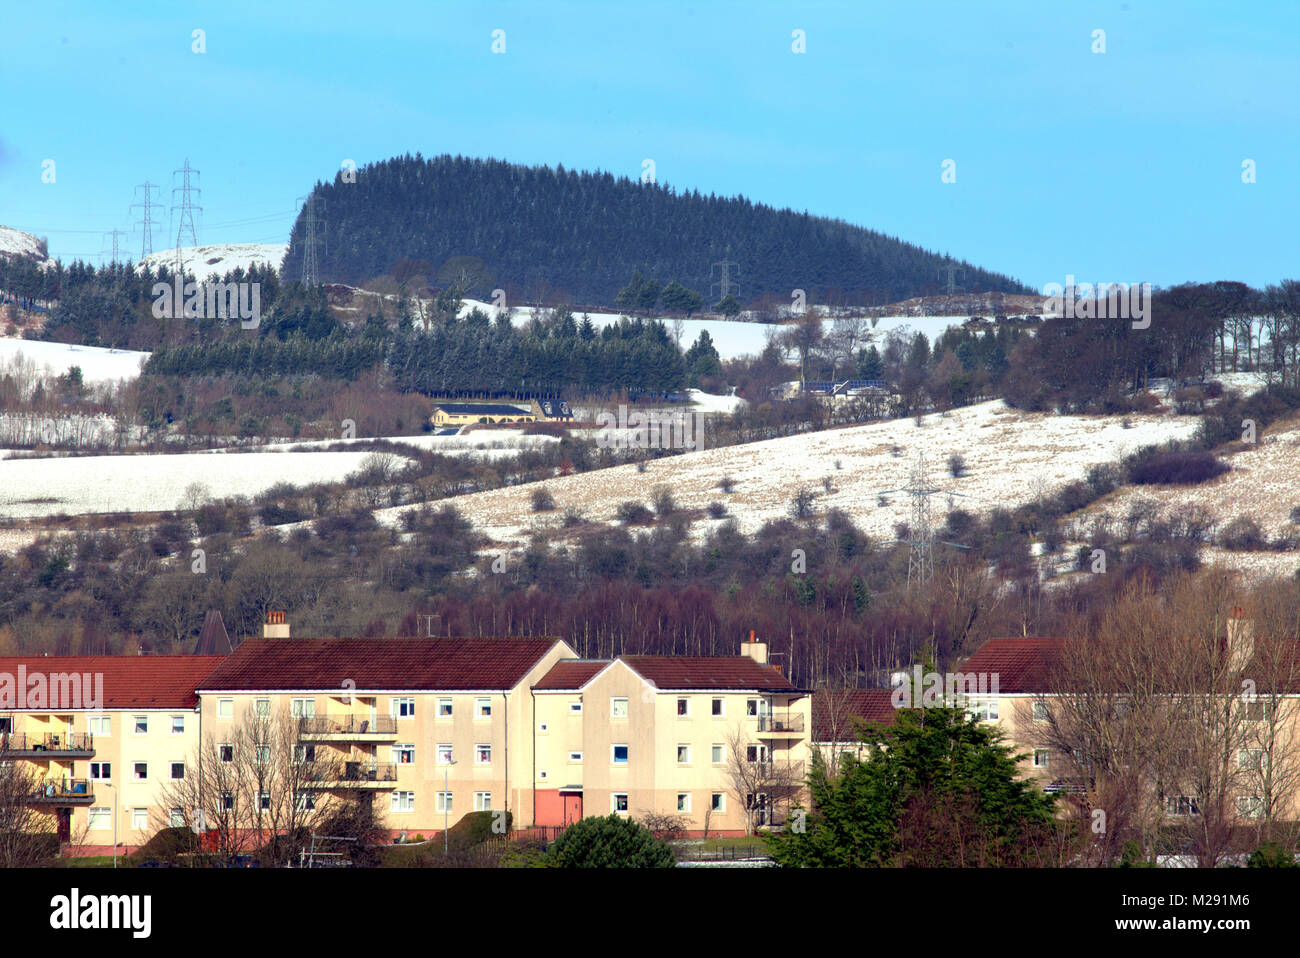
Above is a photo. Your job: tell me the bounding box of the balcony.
[297,715,398,742]
[301,762,399,790]
[754,760,805,783]
[756,714,805,737]
[29,778,95,805]
[0,732,95,758]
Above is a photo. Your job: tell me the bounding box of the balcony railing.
[297,715,398,739]
[302,762,399,788]
[756,714,805,734]
[0,732,95,756]
[30,778,94,803]
[754,760,805,782]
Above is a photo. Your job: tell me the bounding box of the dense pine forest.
[279,154,1033,305]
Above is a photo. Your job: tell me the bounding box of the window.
[475,791,492,811]
[217,699,233,719]
[1238,796,1265,819]
[476,744,492,765]
[568,751,583,763]
[711,698,724,717]
[538,770,548,781]
[1238,749,1267,772]
[746,744,768,763]
[569,701,582,714]
[255,744,270,765]
[89,762,111,781]
[1244,699,1273,722]
[611,697,628,718]
[1032,701,1050,722]
[293,744,315,764]
[88,716,110,736]
[258,791,270,811]
[88,807,110,830]
[436,744,453,765]
[1032,749,1050,769]
[1165,795,1199,816]
[132,762,147,781]
[475,698,491,718]
[171,715,185,735]
[170,762,185,780]
[711,793,725,812]
[712,744,724,765]
[221,791,234,811]
[133,715,148,735]
[392,697,415,718]
[967,698,998,722]
[218,744,234,763]
[391,791,415,813]
[437,698,453,718]
[677,793,691,813]
[746,699,760,717]
[132,808,148,830]
[254,698,270,717]
[0,717,10,734]
[393,744,414,764]
[677,698,690,716]
[612,744,629,765]
[436,792,453,813]
[169,808,184,828]
[538,722,549,733]
[291,698,315,718]
[296,792,316,812]
[676,744,690,764]
[611,793,629,814]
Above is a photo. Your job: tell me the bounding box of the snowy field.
[0,226,48,263]
[135,243,287,279]
[0,339,149,385]
[0,448,385,518]
[368,400,1202,549]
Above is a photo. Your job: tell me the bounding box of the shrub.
[718,474,736,493]
[615,501,654,524]
[638,811,689,841]
[1220,515,1265,551]
[562,506,585,527]
[1247,842,1297,868]
[1128,450,1229,485]
[651,485,676,516]
[259,502,305,526]
[790,488,816,520]
[1290,506,1300,525]
[543,814,676,868]
[447,810,512,850]
[948,453,966,478]
[706,501,728,519]
[530,487,556,512]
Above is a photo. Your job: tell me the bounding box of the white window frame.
[132,762,147,782]
[217,699,233,719]
[88,807,111,830]
[1032,749,1050,769]
[677,793,691,813]
[611,744,629,765]
[254,698,271,717]
[133,715,148,735]
[676,744,691,765]
[170,715,185,735]
[475,744,492,765]
[711,698,724,717]
[290,698,315,718]
[131,807,148,831]
[436,744,453,765]
[88,715,110,736]
[611,793,629,814]
[711,744,725,765]
[437,698,453,718]
[1237,795,1265,818]
[169,808,184,828]
[568,751,583,763]
[1032,700,1049,722]
[611,697,628,719]
[569,701,582,714]
[392,697,415,718]
[391,791,415,813]
[393,743,415,765]
[218,743,234,764]
[475,697,491,719]
[676,697,690,717]
[170,762,185,781]
[254,744,270,766]
[474,791,492,811]
[436,791,453,813]
[711,792,725,812]
[89,762,111,781]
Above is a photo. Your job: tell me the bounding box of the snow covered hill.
[0,226,50,265]
[134,243,287,279]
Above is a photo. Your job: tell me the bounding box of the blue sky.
[2,0,1296,290]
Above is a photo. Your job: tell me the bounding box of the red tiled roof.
[532,660,609,691]
[957,638,1063,693]
[812,689,897,740]
[619,656,799,691]
[197,638,561,691]
[0,656,224,709]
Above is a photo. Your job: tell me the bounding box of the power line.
[879,450,971,588]
[99,229,128,266]
[170,159,202,279]
[296,194,325,286]
[709,251,739,303]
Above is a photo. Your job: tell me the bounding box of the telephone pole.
[130,180,162,260]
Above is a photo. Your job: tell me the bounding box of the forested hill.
[282,154,1031,306]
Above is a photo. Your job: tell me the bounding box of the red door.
[562,793,582,825]
[56,808,71,843]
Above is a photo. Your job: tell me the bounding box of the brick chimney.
[741,629,767,665]
[264,611,290,639]
[1227,605,1254,670]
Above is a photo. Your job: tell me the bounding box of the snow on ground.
[369,400,1200,549]
[0,226,49,263]
[0,449,383,518]
[687,389,747,414]
[135,243,287,279]
[1068,412,1300,549]
[0,338,149,384]
[262,429,562,458]
[457,298,969,361]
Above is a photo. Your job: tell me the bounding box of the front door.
[562,793,582,825]
[56,808,71,843]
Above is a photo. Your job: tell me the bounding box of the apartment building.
[194,636,576,840]
[529,639,811,835]
[0,655,224,854]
